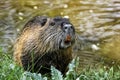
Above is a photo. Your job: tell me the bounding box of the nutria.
[14,16,75,74]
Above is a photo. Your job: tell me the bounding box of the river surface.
[0,0,120,68]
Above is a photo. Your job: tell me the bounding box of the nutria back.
[14,16,75,74]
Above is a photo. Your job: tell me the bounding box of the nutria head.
[35,16,76,52]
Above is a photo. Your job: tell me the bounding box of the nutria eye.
[50,22,55,26]
[64,26,68,29]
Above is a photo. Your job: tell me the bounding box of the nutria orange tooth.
[66,35,71,41]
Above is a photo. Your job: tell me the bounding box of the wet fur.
[14,16,75,74]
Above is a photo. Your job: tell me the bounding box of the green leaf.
[20,71,47,80]
[51,66,63,80]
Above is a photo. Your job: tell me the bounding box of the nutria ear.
[24,16,48,28]
[33,16,48,26]
[39,16,48,26]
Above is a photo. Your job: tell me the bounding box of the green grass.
[0,48,120,80]
[0,48,23,80]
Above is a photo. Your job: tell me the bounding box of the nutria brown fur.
[14,16,75,74]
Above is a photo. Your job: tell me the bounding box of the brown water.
[0,0,120,68]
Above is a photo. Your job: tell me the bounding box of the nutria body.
[14,16,75,74]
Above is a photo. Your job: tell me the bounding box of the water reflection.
[0,0,120,67]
